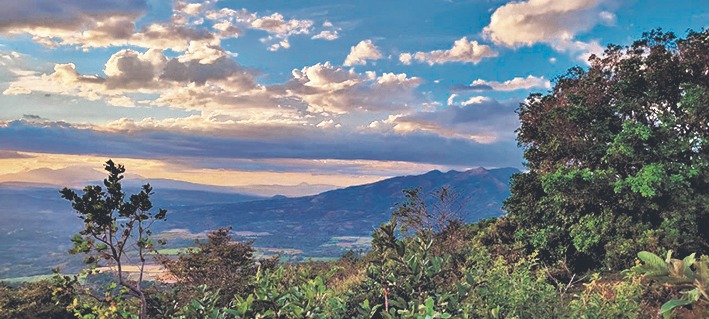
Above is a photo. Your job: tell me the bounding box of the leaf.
[638,251,668,275]
[660,298,693,319]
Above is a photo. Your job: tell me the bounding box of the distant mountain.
[158,167,519,259]
[0,167,519,279]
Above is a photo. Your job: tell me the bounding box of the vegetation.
[3,28,709,318]
[505,29,709,271]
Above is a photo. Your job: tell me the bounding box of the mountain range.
[0,167,518,279]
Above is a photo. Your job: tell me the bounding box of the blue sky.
[0,0,707,196]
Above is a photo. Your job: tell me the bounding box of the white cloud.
[399,53,413,65]
[316,119,341,129]
[206,8,315,50]
[447,94,458,106]
[250,13,313,36]
[312,30,339,40]
[461,96,488,106]
[469,75,551,91]
[404,37,497,65]
[343,40,382,66]
[483,0,613,63]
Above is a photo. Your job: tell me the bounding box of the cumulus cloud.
[483,0,613,61]
[343,40,382,66]
[452,75,551,92]
[287,62,421,114]
[103,49,166,89]
[401,37,497,65]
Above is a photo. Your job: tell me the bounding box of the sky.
[0,0,707,196]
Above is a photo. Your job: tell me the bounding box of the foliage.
[224,266,346,318]
[161,227,277,306]
[59,160,167,319]
[632,250,709,318]
[567,273,645,319]
[0,279,72,319]
[505,29,709,270]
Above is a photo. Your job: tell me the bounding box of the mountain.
[155,167,519,260]
[0,167,518,279]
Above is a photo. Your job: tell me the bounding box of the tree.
[161,227,278,306]
[60,160,167,319]
[505,29,709,270]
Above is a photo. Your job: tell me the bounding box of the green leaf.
[637,251,668,275]
[660,298,693,319]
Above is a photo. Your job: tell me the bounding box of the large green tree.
[505,29,709,270]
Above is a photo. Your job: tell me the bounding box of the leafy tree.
[161,227,278,306]
[505,29,709,270]
[59,160,167,319]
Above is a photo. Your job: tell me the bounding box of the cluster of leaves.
[632,251,709,318]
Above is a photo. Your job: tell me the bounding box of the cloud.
[103,48,166,89]
[0,0,147,32]
[399,53,413,65]
[401,37,497,65]
[287,62,422,114]
[175,1,204,16]
[483,0,613,61]
[0,119,523,168]
[206,8,316,50]
[3,84,32,95]
[212,20,243,38]
[453,75,551,92]
[552,39,604,64]
[343,40,382,66]
[312,30,339,40]
[372,97,520,143]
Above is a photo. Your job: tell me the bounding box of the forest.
[2,29,709,319]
